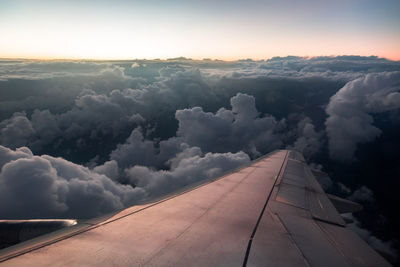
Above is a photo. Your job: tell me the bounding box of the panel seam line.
[242,150,289,267]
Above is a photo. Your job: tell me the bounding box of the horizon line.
[0,54,399,62]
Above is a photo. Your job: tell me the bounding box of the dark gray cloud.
[286,117,323,160]
[0,113,34,148]
[348,186,374,203]
[344,213,397,260]
[109,127,181,169]
[0,66,219,155]
[254,56,400,81]
[0,90,147,150]
[0,63,144,121]
[0,60,124,80]
[125,148,250,199]
[176,93,282,157]
[0,143,250,219]
[326,71,400,161]
[0,145,145,219]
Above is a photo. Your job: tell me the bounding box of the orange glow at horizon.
[1,25,399,61]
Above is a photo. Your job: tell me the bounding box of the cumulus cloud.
[0,85,291,164]
[176,93,282,157]
[125,148,250,199]
[0,142,251,219]
[0,90,149,151]
[0,113,34,148]
[108,93,284,176]
[0,63,144,122]
[287,117,323,159]
[110,127,171,169]
[0,66,219,157]
[1,82,296,220]
[326,72,400,161]
[0,90,297,219]
[348,186,375,203]
[92,160,120,180]
[1,57,397,158]
[345,213,397,261]
[0,145,145,219]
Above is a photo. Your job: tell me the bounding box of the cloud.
[0,142,250,219]
[253,56,400,81]
[110,127,174,169]
[0,112,254,219]
[326,72,400,161]
[92,160,119,180]
[1,57,397,156]
[125,147,250,199]
[108,92,283,171]
[345,213,397,261]
[176,93,283,157]
[0,63,144,121]
[0,113,34,149]
[0,145,145,219]
[287,117,323,159]
[0,89,149,152]
[197,56,400,82]
[0,66,219,157]
[348,186,374,203]
[0,60,125,81]
[0,85,291,165]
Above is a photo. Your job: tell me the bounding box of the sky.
[0,0,399,60]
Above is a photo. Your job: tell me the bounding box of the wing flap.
[326,194,363,214]
[278,213,352,267]
[317,220,392,267]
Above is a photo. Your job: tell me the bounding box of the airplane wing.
[0,150,392,266]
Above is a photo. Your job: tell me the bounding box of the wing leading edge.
[0,150,392,266]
